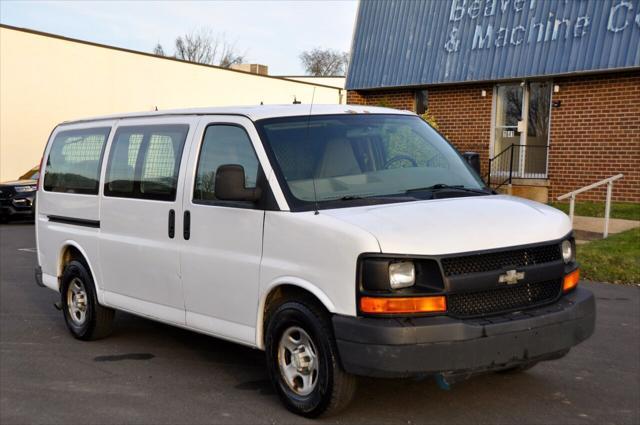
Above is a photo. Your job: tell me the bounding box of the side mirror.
[462,152,481,176]
[214,164,262,202]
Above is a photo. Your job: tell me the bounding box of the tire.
[265,298,357,418]
[60,260,114,340]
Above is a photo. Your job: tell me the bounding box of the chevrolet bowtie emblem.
[499,269,525,285]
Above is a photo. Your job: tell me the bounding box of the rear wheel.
[265,298,357,417]
[61,260,114,340]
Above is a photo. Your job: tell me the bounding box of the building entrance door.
[492,82,551,179]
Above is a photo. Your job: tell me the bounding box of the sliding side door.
[99,117,197,325]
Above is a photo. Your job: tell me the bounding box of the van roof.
[62,104,414,124]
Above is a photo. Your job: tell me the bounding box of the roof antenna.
[305,87,320,215]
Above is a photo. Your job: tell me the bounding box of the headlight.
[561,239,574,264]
[389,261,415,289]
[14,185,37,193]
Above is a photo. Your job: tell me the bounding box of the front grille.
[447,279,562,318]
[441,244,561,276]
[0,187,14,200]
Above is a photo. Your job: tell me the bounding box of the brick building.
[346,0,639,203]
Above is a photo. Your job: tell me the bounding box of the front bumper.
[0,196,35,218]
[333,287,595,378]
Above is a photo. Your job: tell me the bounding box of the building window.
[415,90,428,115]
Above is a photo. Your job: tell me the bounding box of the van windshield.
[256,114,488,210]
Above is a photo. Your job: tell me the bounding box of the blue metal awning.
[346,0,640,90]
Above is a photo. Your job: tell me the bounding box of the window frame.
[42,126,112,195]
[103,124,190,202]
[191,122,265,210]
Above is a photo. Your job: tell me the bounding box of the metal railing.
[487,144,549,189]
[557,174,624,239]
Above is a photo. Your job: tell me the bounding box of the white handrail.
[557,174,624,238]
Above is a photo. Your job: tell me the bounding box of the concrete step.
[494,184,548,203]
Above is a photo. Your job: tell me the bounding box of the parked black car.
[0,167,39,222]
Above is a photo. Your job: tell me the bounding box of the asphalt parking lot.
[1,223,638,424]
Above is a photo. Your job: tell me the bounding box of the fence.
[487,144,549,189]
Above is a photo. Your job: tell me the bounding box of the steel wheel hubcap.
[67,277,88,325]
[278,326,318,396]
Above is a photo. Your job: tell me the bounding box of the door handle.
[168,209,175,238]
[183,210,191,240]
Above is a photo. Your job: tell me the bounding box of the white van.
[35,105,595,417]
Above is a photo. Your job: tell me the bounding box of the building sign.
[445,0,640,53]
[347,0,640,90]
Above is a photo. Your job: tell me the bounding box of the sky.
[0,0,359,75]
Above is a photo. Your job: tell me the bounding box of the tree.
[218,43,244,68]
[173,28,244,68]
[153,43,165,56]
[299,48,349,76]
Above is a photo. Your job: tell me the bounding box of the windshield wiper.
[333,194,417,202]
[405,184,488,195]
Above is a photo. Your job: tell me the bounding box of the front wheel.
[265,299,357,417]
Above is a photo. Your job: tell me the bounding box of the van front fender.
[255,277,336,349]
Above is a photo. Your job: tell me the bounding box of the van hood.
[0,179,37,186]
[323,195,572,255]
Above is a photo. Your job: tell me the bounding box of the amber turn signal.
[563,269,580,293]
[360,296,447,314]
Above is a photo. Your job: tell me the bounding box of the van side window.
[104,124,189,201]
[43,127,111,194]
[193,125,259,202]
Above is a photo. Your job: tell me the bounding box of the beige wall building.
[0,25,345,181]
[282,76,345,89]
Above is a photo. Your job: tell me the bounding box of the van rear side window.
[43,127,111,194]
[104,124,189,201]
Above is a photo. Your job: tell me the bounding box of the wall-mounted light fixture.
[554,84,560,93]
[481,90,487,97]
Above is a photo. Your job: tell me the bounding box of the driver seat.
[315,137,361,178]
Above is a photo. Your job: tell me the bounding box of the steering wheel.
[383,154,418,169]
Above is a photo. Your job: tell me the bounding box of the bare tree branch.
[153,43,165,56]
[218,39,245,68]
[172,28,245,68]
[300,48,349,76]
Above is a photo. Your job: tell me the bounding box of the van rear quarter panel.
[37,192,103,293]
[36,121,116,292]
[259,210,381,335]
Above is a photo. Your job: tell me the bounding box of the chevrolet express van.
[35,105,595,417]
